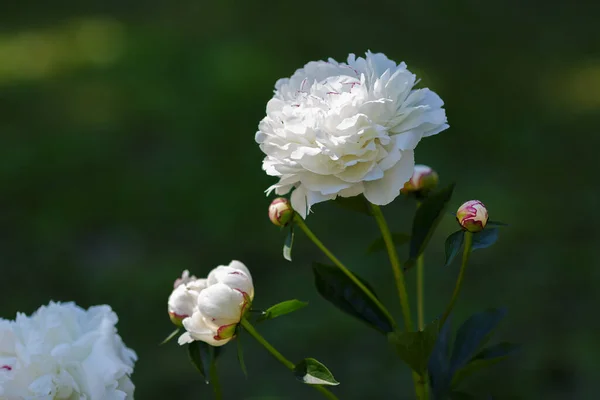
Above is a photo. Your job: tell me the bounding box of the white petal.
[197,284,244,327]
[227,260,250,277]
[167,284,197,317]
[300,174,351,195]
[186,279,208,293]
[364,150,414,205]
[291,186,308,219]
[423,123,449,138]
[305,190,336,214]
[207,266,254,299]
[337,183,364,198]
[180,313,221,346]
[393,129,423,151]
[177,332,194,345]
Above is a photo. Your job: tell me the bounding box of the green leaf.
[475,341,520,359]
[160,328,180,345]
[257,299,308,322]
[236,328,248,377]
[452,342,520,387]
[408,184,455,262]
[187,341,224,384]
[471,228,499,251]
[283,226,295,262]
[450,308,507,372]
[444,230,464,267]
[428,317,453,398]
[312,262,393,334]
[188,341,211,383]
[367,233,411,253]
[294,358,340,386]
[486,220,508,227]
[388,319,440,374]
[332,195,372,215]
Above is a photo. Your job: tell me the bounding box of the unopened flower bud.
[402,165,439,194]
[456,200,488,232]
[269,198,294,226]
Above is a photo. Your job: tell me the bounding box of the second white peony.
[0,301,136,400]
[256,51,449,218]
[173,260,254,347]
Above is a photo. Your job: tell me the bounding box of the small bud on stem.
[456,200,488,232]
[269,198,294,227]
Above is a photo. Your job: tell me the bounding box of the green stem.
[369,205,413,331]
[415,200,425,333]
[208,347,222,400]
[417,253,425,331]
[240,318,339,400]
[440,231,473,327]
[293,214,398,330]
[370,205,425,399]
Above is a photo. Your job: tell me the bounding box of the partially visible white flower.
[0,302,136,400]
[176,260,253,347]
[256,51,449,218]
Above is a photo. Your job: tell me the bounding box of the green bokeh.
[1,1,599,399]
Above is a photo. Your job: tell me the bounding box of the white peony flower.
[175,260,253,347]
[256,51,449,218]
[0,301,136,400]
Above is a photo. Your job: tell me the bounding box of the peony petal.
[167,284,198,318]
[337,183,364,198]
[177,332,194,345]
[180,313,223,347]
[207,266,254,300]
[300,174,351,195]
[290,186,308,219]
[305,190,336,213]
[197,284,244,327]
[186,279,208,293]
[364,150,414,205]
[334,161,376,183]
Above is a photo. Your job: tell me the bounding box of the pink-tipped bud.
[456,200,488,232]
[268,198,294,227]
[402,165,439,194]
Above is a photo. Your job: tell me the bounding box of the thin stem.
[440,231,473,327]
[208,347,222,400]
[293,214,398,330]
[369,205,413,331]
[240,318,339,400]
[417,254,425,331]
[369,204,425,399]
[240,318,293,369]
[415,200,425,332]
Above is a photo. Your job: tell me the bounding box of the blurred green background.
[1,1,599,399]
